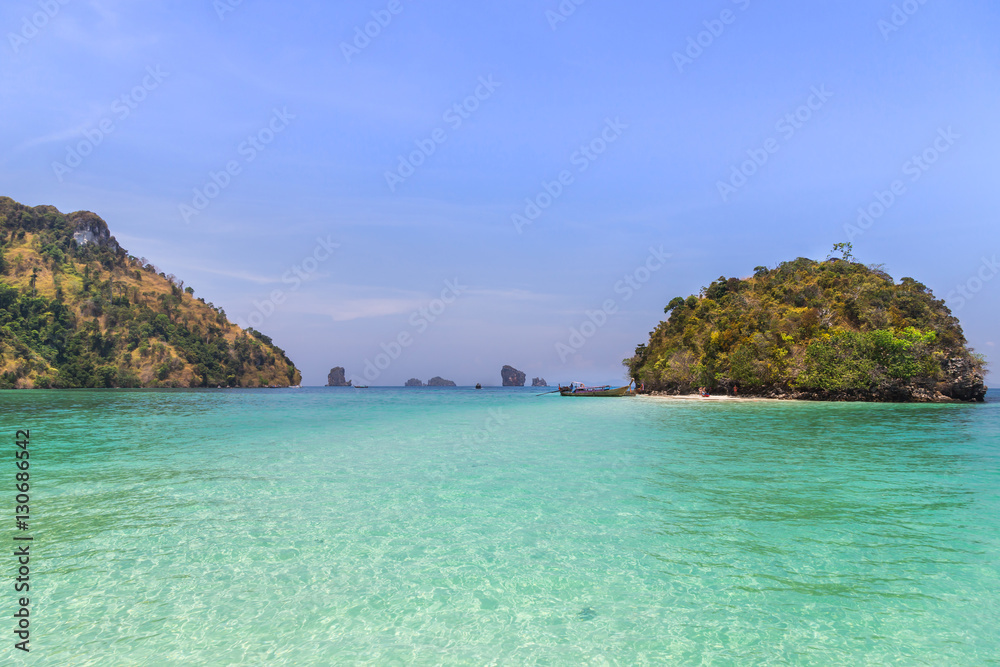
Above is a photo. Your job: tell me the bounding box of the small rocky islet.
[501,365,526,386]
[326,366,351,387]
[625,249,988,402]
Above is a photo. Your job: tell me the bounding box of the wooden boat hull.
[559,385,632,397]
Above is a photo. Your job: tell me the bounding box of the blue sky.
[3,0,998,386]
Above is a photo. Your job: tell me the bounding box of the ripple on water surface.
[1,387,998,665]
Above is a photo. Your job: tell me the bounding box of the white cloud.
[329,297,427,322]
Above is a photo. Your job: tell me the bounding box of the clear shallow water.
[2,387,999,665]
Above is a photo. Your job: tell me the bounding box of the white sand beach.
[638,393,787,403]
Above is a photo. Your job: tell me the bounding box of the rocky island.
[404,378,424,387]
[625,249,987,402]
[531,377,548,387]
[427,376,456,386]
[0,197,300,388]
[326,367,352,386]
[501,365,526,386]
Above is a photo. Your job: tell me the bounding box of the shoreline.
[639,393,782,403]
[637,392,989,404]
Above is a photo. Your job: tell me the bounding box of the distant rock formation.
[404,378,424,387]
[427,377,457,386]
[531,377,548,387]
[326,367,352,387]
[502,365,526,387]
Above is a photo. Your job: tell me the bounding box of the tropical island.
[0,197,300,388]
[625,246,987,402]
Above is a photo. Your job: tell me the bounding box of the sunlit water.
[2,387,998,665]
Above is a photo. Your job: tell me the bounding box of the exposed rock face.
[404,378,424,387]
[937,356,988,402]
[326,367,351,387]
[502,365,526,387]
[531,377,548,387]
[427,377,456,386]
[67,210,120,251]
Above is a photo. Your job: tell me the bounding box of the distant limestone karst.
[326,367,352,387]
[427,377,457,386]
[502,365,526,386]
[404,378,424,387]
[531,377,548,387]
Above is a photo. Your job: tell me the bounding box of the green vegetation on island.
[0,197,300,389]
[626,245,987,402]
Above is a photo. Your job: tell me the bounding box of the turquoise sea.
[2,387,999,665]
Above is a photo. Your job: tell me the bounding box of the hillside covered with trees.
[626,246,987,402]
[0,197,300,389]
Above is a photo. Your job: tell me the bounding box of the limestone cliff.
[326,367,351,386]
[502,365,526,387]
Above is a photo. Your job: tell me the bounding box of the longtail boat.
[559,381,634,397]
